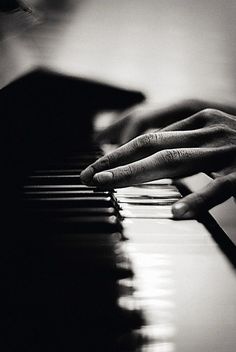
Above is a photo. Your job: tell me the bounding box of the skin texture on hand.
[81,103,236,219]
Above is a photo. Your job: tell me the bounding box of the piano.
[1,69,236,352]
[1,1,236,349]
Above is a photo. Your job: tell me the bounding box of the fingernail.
[93,171,113,185]
[172,202,189,217]
[80,166,95,184]
[172,202,195,219]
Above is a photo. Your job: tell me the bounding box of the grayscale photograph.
[1,1,236,351]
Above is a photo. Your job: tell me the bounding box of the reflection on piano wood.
[3,145,235,352]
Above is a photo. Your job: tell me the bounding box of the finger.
[162,108,236,132]
[97,103,236,143]
[172,172,236,219]
[81,128,233,184]
[89,147,235,188]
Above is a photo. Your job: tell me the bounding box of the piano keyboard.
[4,146,236,352]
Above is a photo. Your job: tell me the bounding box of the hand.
[96,99,236,145]
[81,108,236,218]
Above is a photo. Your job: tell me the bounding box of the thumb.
[172,173,236,219]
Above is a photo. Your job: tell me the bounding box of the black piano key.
[65,154,102,161]
[39,161,93,168]
[26,206,118,217]
[50,231,122,244]
[23,196,119,209]
[37,153,102,169]
[32,169,82,175]
[23,184,97,191]
[23,190,112,198]
[26,174,81,185]
[25,215,123,233]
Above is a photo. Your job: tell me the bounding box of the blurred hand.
[81,107,236,219]
[96,99,236,145]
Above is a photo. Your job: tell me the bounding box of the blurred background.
[1,0,236,106]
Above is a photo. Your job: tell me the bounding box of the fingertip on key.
[93,171,113,185]
[80,166,95,184]
[172,202,194,219]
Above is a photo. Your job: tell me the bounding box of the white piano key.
[134,289,174,299]
[123,218,213,237]
[120,206,173,219]
[117,197,179,205]
[140,324,176,341]
[137,179,173,186]
[115,186,181,198]
[142,342,175,352]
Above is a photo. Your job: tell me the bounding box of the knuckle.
[202,108,218,117]
[132,136,142,150]
[94,155,110,171]
[116,165,134,182]
[210,125,229,137]
[205,125,236,147]
[159,149,184,164]
[201,108,224,121]
[134,133,157,148]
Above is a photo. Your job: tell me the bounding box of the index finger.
[80,128,225,185]
[90,147,234,188]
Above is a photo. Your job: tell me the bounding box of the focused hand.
[81,107,236,218]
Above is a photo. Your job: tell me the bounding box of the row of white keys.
[116,179,236,352]
[115,179,181,219]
